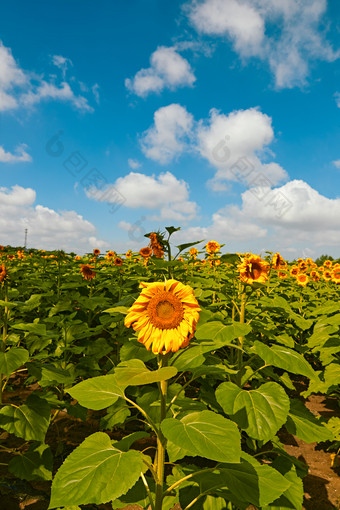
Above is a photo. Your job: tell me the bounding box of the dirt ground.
[0,387,339,510]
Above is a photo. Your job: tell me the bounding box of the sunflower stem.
[154,354,168,510]
[0,282,8,405]
[236,286,246,386]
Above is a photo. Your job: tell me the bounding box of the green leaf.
[165,226,181,236]
[0,395,50,442]
[285,399,333,443]
[113,431,149,452]
[0,347,29,378]
[120,340,155,362]
[195,321,251,345]
[176,240,204,254]
[219,453,291,507]
[103,306,129,315]
[8,443,53,481]
[11,322,47,336]
[252,341,317,379]
[114,359,177,386]
[49,432,143,508]
[161,410,241,463]
[219,253,240,264]
[263,458,303,510]
[100,399,131,430]
[68,374,126,410]
[216,382,290,442]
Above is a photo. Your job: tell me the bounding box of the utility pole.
[24,228,28,249]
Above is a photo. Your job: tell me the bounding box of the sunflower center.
[249,263,262,279]
[147,291,184,329]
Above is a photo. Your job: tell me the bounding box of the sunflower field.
[0,229,339,510]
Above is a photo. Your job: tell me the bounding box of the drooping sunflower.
[124,279,201,354]
[80,264,96,280]
[205,241,221,254]
[238,255,269,284]
[296,273,309,286]
[271,253,286,270]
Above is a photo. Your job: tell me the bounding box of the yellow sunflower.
[323,260,333,269]
[323,270,332,281]
[296,273,309,286]
[331,267,340,284]
[80,264,96,280]
[272,253,286,270]
[310,270,320,282]
[124,279,201,354]
[93,248,100,256]
[205,241,221,254]
[278,271,287,279]
[290,266,299,277]
[238,255,269,284]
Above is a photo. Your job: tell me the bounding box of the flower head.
[139,247,153,258]
[296,273,309,286]
[80,264,96,280]
[272,253,286,270]
[93,248,100,256]
[125,279,201,354]
[238,254,269,284]
[106,251,116,260]
[114,257,123,266]
[0,264,7,283]
[205,241,220,254]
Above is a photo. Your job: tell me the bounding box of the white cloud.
[0,144,32,163]
[0,185,106,253]
[85,171,198,222]
[197,107,288,186]
[333,159,340,169]
[0,41,94,113]
[174,179,340,258]
[125,46,196,97]
[335,92,340,108]
[141,103,194,163]
[128,158,141,169]
[187,0,339,88]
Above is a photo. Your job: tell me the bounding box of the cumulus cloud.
[0,185,106,253]
[0,144,32,163]
[186,0,339,88]
[333,160,340,169]
[174,179,340,258]
[335,92,340,108]
[85,171,198,222]
[197,107,288,187]
[0,41,94,113]
[125,46,196,97]
[141,104,194,164]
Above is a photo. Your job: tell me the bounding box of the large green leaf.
[216,382,290,442]
[218,453,291,507]
[11,322,47,336]
[173,322,247,371]
[0,347,29,378]
[252,341,317,379]
[0,395,50,442]
[263,458,303,510]
[114,359,177,386]
[68,375,126,410]
[9,443,53,481]
[49,432,143,508]
[285,399,333,443]
[161,410,241,463]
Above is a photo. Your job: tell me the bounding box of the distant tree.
[315,254,334,265]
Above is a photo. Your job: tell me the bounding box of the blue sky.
[1,0,340,258]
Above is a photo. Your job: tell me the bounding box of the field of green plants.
[0,228,339,510]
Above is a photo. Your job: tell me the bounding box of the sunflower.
[0,245,4,250]
[75,255,81,260]
[323,260,333,269]
[125,279,201,354]
[296,273,309,286]
[114,257,123,266]
[290,266,299,277]
[323,270,332,281]
[105,251,116,260]
[93,249,100,256]
[139,247,153,258]
[125,250,132,258]
[80,264,96,280]
[331,267,340,284]
[310,270,320,282]
[278,271,287,279]
[0,264,7,283]
[205,241,221,254]
[238,255,269,284]
[189,247,198,258]
[272,253,286,270]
